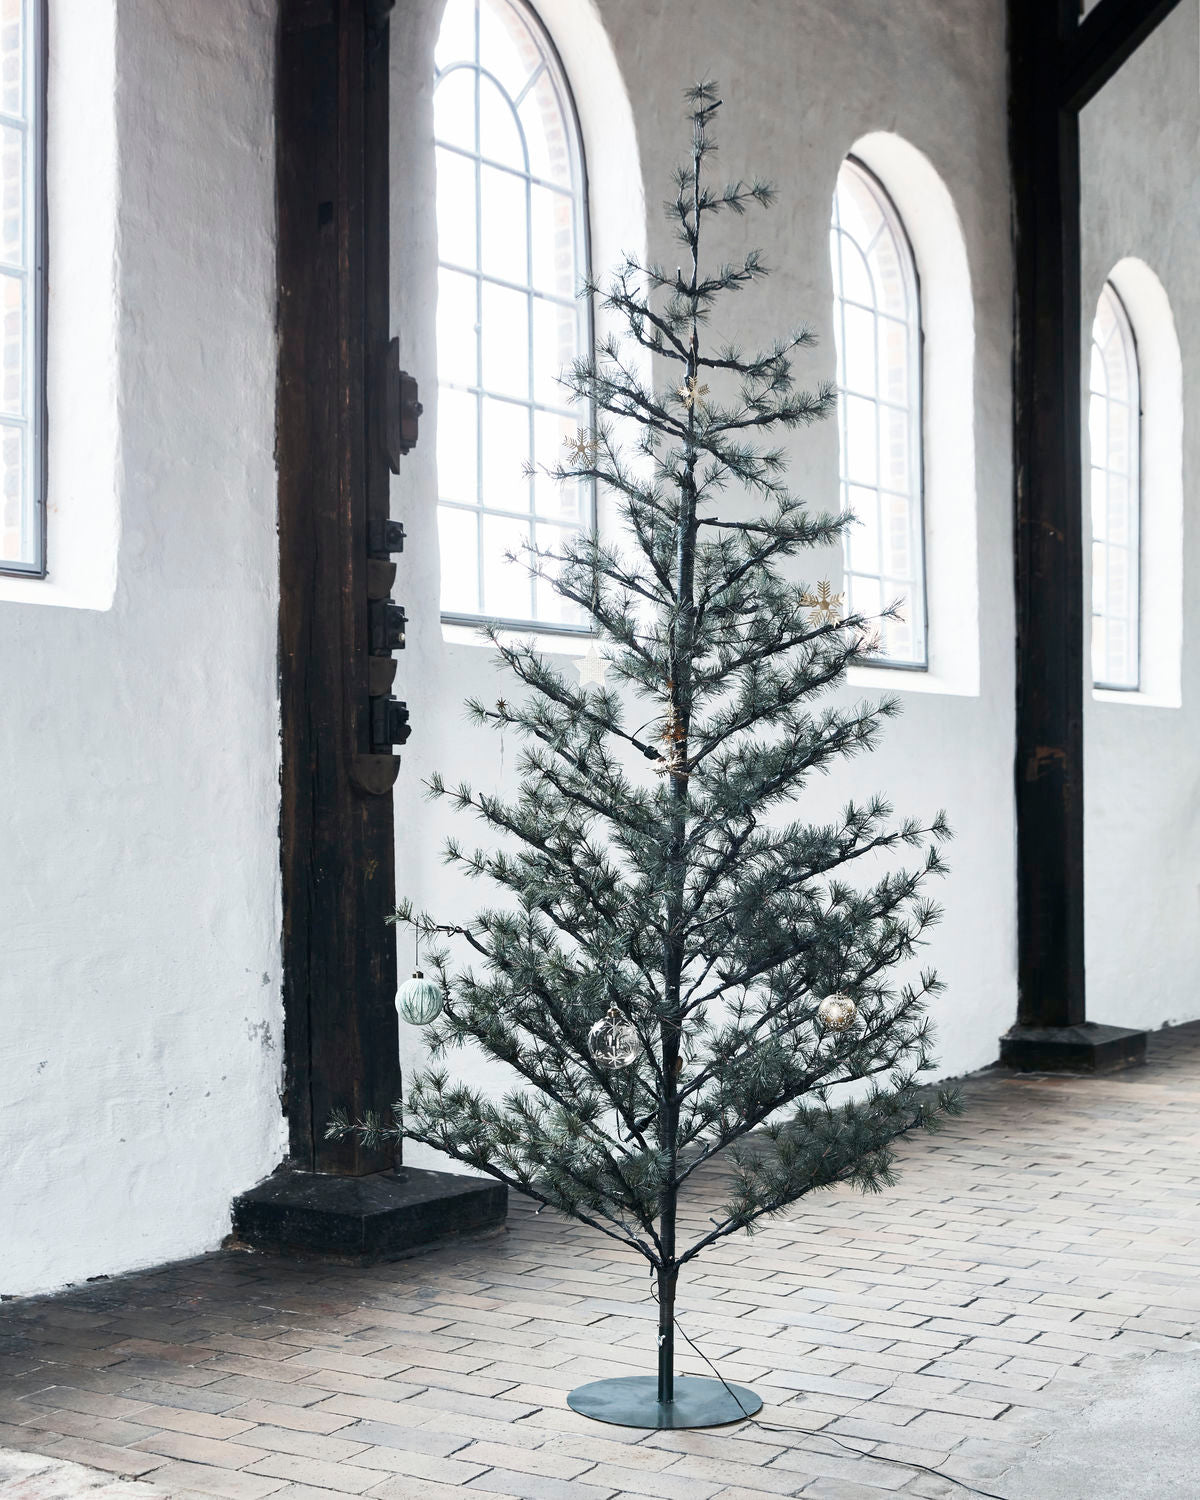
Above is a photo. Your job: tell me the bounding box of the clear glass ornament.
[588,1005,640,1068]
[397,970,444,1025]
[817,993,858,1032]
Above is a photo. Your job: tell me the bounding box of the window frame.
[0,0,47,580]
[1088,280,1142,693]
[831,153,928,671]
[434,0,596,637]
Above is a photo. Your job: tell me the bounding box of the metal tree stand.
[567,1264,763,1429]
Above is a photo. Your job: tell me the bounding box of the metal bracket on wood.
[384,339,422,473]
[363,341,419,764]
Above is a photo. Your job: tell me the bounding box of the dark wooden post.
[231,0,506,1256]
[272,0,399,1175]
[1001,0,1181,1072]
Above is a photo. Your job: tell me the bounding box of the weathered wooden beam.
[234,0,507,1251]
[1003,0,1146,1071]
[1061,0,1186,111]
[275,0,400,1174]
[1009,0,1086,1033]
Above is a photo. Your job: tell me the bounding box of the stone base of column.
[999,1021,1146,1074]
[230,1166,507,1263]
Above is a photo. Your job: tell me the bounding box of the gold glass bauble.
[817,993,858,1032]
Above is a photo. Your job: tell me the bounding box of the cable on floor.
[650,1275,1011,1500]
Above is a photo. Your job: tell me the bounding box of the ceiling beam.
[1060,0,1187,111]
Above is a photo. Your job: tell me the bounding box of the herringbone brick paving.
[2,1023,1199,1498]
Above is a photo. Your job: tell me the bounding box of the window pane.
[437,387,477,504]
[0,420,23,564]
[843,394,877,487]
[478,0,540,97]
[519,70,573,187]
[835,235,873,308]
[434,0,475,73]
[0,270,20,415]
[532,297,576,406]
[478,75,526,171]
[436,268,478,388]
[530,185,576,298]
[1088,283,1140,689]
[434,0,592,626]
[831,158,924,667]
[481,395,530,513]
[439,506,480,615]
[0,0,22,117]
[840,303,875,396]
[845,486,879,575]
[479,164,527,284]
[433,66,475,154]
[435,146,476,270]
[879,402,911,496]
[534,521,585,625]
[482,511,533,619]
[533,409,586,523]
[0,0,39,576]
[0,122,22,268]
[481,279,529,398]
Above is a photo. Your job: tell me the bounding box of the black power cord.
[652,1279,1012,1500]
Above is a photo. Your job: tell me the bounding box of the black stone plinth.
[1000,1022,1147,1075]
[230,1167,507,1263]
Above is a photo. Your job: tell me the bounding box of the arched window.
[433,0,591,630]
[830,157,925,667]
[1089,282,1140,690]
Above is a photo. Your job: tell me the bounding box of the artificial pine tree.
[331,83,957,1428]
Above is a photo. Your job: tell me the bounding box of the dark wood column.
[1008,0,1088,1039]
[1002,0,1182,1072]
[231,0,506,1256]
[274,0,399,1175]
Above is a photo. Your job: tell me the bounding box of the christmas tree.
[331,83,956,1428]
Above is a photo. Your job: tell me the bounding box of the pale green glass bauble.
[817,993,858,1032]
[397,970,444,1025]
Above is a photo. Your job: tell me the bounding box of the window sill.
[1092,685,1180,709]
[441,618,596,658]
[846,661,978,698]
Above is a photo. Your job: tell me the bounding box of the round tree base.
[567,1375,762,1429]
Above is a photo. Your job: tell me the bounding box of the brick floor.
[2,1024,1199,1498]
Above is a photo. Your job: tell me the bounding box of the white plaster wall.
[1080,2,1200,1034]
[0,0,284,1296]
[390,0,1018,1173]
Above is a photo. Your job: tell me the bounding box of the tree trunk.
[656,1261,677,1404]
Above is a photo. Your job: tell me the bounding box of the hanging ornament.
[676,374,709,410]
[653,705,689,778]
[800,581,845,627]
[575,643,607,687]
[588,1005,640,1068]
[563,427,598,463]
[817,993,858,1032]
[396,931,443,1025]
[397,970,443,1025]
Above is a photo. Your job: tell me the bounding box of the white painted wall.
[389,0,1019,1175]
[0,0,284,1296]
[4,0,1190,1296]
[1080,3,1200,1034]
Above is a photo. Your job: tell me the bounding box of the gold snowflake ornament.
[676,375,709,411]
[800,580,844,627]
[563,428,598,464]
